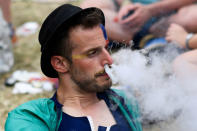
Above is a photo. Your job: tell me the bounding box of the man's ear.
[51,56,70,73]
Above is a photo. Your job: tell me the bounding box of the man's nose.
[101,49,113,66]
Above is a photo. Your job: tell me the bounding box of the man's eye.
[87,50,98,56]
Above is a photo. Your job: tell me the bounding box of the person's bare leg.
[0,0,16,43]
[81,0,116,10]
[173,50,197,95]
[0,0,11,23]
[173,49,197,78]
[150,4,197,37]
[81,0,135,44]
[170,4,197,33]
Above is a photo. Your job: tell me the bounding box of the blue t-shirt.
[51,91,132,131]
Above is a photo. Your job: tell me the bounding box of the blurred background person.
[0,0,14,74]
[166,23,197,80]
[166,23,197,50]
[81,0,197,49]
[0,0,16,43]
[0,0,11,24]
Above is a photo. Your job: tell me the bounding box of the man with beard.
[5,4,142,131]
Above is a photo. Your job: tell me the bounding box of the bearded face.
[68,25,113,93]
[70,64,112,93]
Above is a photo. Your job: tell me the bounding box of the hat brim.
[41,7,105,78]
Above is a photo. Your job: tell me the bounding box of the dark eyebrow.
[84,46,102,53]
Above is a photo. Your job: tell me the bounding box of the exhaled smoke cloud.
[106,44,197,131]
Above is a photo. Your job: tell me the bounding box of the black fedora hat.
[38,4,105,78]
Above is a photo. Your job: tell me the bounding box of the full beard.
[70,68,112,93]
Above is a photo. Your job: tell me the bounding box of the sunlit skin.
[54,25,113,100]
[54,25,114,103]
[55,25,113,95]
[70,25,113,92]
[72,40,109,59]
[53,25,116,129]
[72,24,110,60]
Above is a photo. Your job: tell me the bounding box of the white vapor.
[106,45,197,131]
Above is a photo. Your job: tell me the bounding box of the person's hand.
[166,24,188,48]
[114,3,152,29]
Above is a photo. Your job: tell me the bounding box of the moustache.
[95,70,107,78]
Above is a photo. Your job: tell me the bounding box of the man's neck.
[56,81,100,109]
[56,78,116,128]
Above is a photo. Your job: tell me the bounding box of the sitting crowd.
[81,0,197,77]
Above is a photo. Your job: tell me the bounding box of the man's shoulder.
[9,98,54,114]
[5,98,57,131]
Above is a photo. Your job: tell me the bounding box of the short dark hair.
[51,9,104,63]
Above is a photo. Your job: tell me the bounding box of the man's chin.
[96,85,111,93]
[97,80,112,91]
